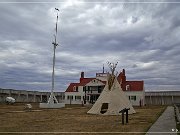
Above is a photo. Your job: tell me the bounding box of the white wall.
[85,79,105,86]
[124,91,145,106]
[65,90,145,106]
[96,76,107,81]
[65,86,84,104]
[65,79,145,106]
[65,92,82,104]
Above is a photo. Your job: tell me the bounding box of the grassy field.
[0,103,166,134]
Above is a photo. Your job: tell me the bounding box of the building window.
[98,86,102,93]
[83,86,89,92]
[92,79,98,83]
[130,96,136,101]
[126,85,130,91]
[129,96,130,100]
[75,96,81,100]
[87,96,89,100]
[67,95,73,100]
[73,86,78,92]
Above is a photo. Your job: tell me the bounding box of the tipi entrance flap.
[100,103,109,114]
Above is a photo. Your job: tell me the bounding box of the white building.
[65,69,145,106]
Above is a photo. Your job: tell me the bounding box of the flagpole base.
[39,92,65,108]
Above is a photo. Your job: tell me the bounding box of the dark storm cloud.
[0,1,180,91]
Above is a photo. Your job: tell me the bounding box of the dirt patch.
[0,103,166,134]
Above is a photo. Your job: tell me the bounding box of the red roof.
[117,72,123,82]
[65,83,80,92]
[65,78,106,92]
[65,70,144,92]
[126,81,144,91]
[80,78,96,85]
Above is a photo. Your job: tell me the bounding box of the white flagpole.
[49,8,59,103]
[40,8,65,108]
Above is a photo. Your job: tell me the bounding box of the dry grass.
[0,103,166,134]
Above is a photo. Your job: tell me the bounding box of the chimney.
[80,72,84,83]
[122,69,125,75]
[103,64,104,73]
[81,72,84,78]
[121,69,126,91]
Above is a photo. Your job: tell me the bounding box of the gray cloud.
[0,1,180,91]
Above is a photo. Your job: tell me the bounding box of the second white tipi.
[87,62,136,115]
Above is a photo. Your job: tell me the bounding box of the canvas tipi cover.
[87,77,136,115]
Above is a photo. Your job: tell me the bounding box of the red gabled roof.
[80,78,106,86]
[80,78,96,86]
[65,78,106,92]
[126,81,144,91]
[66,70,144,92]
[117,72,123,83]
[65,83,80,92]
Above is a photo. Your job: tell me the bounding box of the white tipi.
[87,62,136,115]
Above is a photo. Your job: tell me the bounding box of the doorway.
[100,103,109,114]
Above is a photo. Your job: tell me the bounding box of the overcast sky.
[0,0,180,92]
